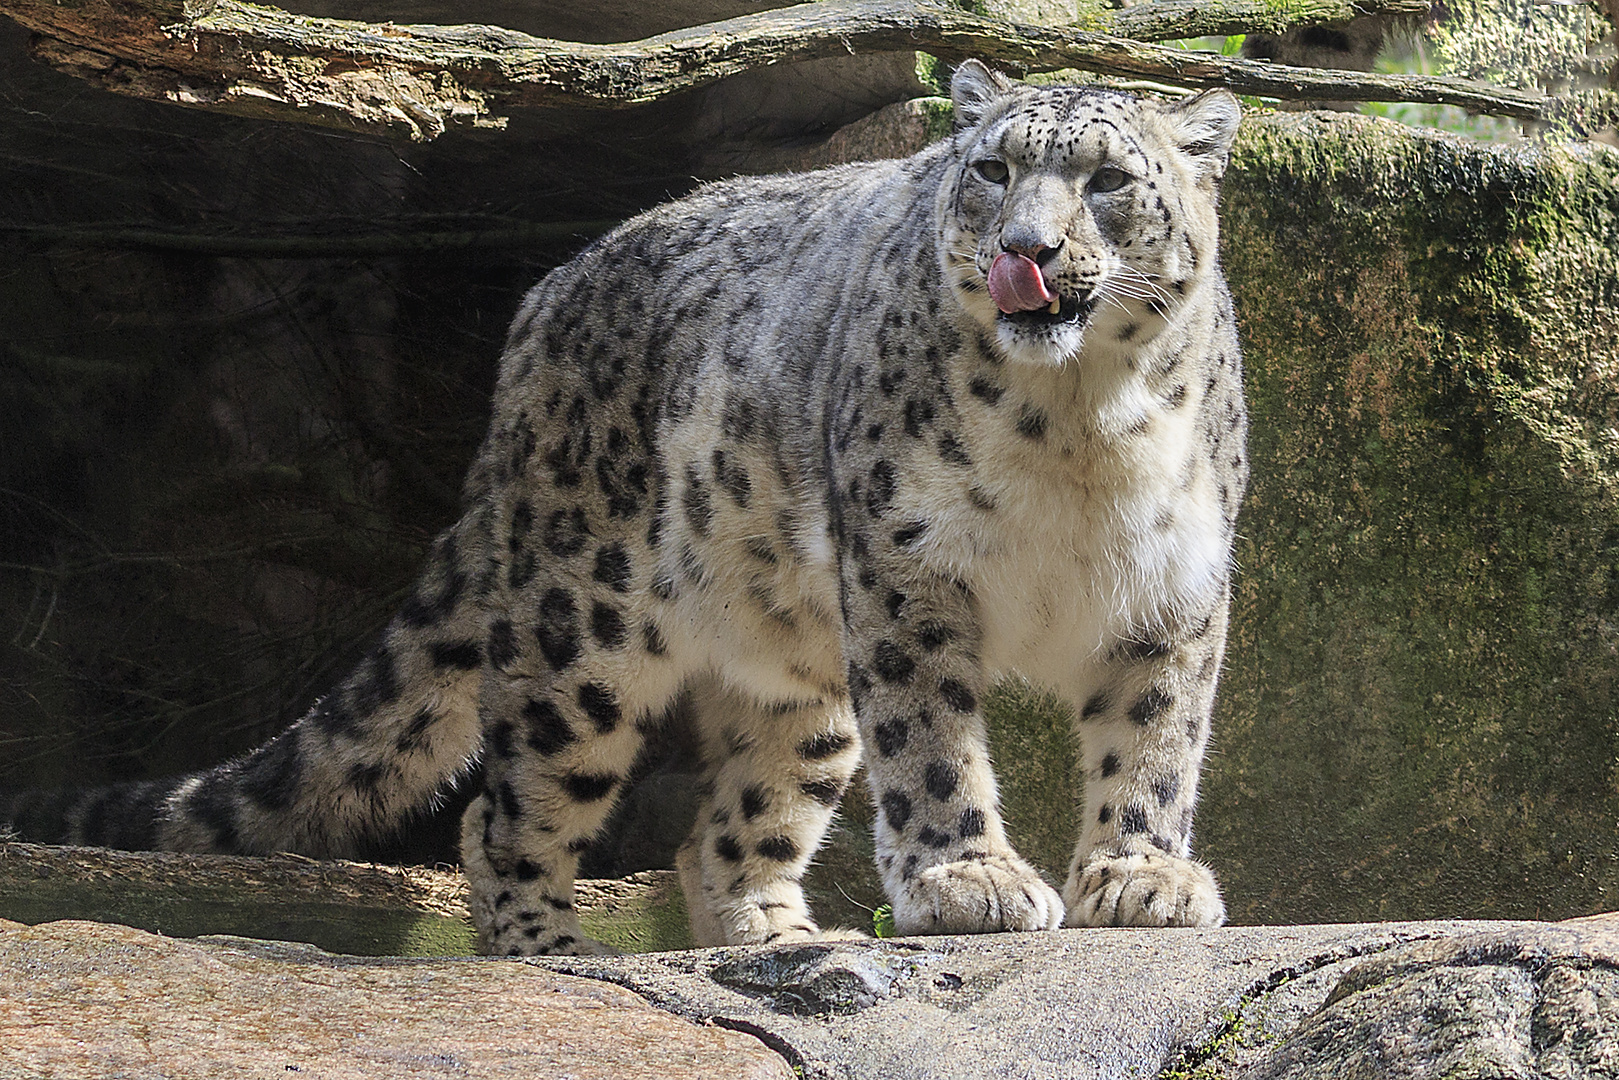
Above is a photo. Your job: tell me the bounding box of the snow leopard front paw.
[1062,851,1225,928]
[895,852,1064,935]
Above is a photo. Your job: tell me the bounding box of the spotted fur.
[1,63,1248,953]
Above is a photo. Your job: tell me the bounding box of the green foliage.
[1163,36,1227,52]
[872,904,895,938]
[915,52,949,97]
[1161,35,1246,56]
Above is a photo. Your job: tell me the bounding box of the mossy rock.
[1207,111,1619,925]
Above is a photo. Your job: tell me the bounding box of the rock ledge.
[8,909,1618,1079]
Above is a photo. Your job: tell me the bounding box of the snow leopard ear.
[1160,89,1242,180]
[950,60,1016,130]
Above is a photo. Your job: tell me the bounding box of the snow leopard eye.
[1088,166,1131,193]
[972,159,1010,184]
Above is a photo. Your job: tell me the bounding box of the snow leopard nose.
[1001,228,1064,267]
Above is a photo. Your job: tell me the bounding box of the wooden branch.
[918,18,1544,119]
[1,0,1543,142]
[1096,0,1430,42]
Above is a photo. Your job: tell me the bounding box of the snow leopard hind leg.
[674,677,863,947]
[467,655,865,955]
[461,525,864,955]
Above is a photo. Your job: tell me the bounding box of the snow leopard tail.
[1,506,494,858]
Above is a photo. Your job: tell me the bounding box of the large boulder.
[7,909,1619,1078]
[1210,112,1619,925]
[1185,912,1619,1078]
[0,917,791,1079]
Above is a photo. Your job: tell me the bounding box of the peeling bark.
[1095,0,1428,42]
[0,0,1542,141]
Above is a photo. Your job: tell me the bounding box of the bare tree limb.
[1,0,1543,142]
[1096,0,1429,42]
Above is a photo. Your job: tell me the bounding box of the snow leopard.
[1,61,1248,956]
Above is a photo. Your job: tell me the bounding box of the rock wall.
[1211,112,1619,924]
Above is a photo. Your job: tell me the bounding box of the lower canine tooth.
[1048,297,1061,315]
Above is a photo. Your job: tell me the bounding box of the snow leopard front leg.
[1063,589,1231,928]
[840,527,1064,935]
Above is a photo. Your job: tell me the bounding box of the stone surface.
[1183,913,1619,1078]
[540,920,1550,1080]
[8,908,1619,1078]
[0,917,792,1079]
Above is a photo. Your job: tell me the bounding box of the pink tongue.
[987,252,1057,314]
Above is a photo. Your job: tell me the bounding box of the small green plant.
[872,904,895,938]
[1158,1009,1271,1079]
[1162,35,1244,54]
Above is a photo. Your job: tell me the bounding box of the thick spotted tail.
[1,514,491,857]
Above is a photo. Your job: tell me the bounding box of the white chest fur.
[923,357,1228,700]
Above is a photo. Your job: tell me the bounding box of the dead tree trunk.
[1,0,1543,141]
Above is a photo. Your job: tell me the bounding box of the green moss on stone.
[915,53,950,97]
[577,876,694,953]
[395,913,480,957]
[1206,112,1619,924]
[804,786,884,931]
[985,679,1078,882]
[1068,4,1112,33]
[0,886,479,957]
